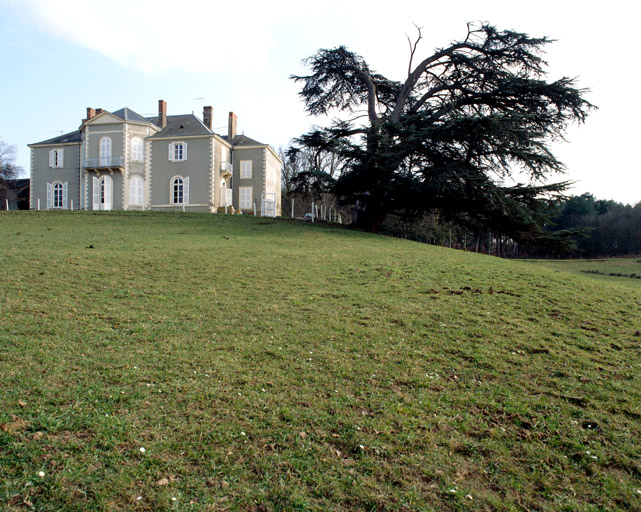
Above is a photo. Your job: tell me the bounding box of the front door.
[93,175,113,210]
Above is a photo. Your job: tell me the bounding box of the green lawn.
[526,258,641,290]
[1,211,640,511]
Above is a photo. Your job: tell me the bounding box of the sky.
[0,0,638,205]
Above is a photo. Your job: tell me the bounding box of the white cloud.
[5,0,281,73]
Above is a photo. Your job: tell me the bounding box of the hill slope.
[1,211,640,511]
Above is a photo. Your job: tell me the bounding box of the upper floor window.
[130,176,144,205]
[48,149,64,168]
[131,137,143,162]
[168,142,188,162]
[171,176,190,204]
[100,136,112,165]
[240,160,252,179]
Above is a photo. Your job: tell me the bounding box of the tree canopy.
[0,139,22,204]
[291,23,594,246]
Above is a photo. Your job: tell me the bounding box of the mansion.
[29,100,282,215]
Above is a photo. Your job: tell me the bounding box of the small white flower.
[359,444,365,450]
[591,455,598,459]
[172,497,177,501]
[137,496,142,501]
[38,471,45,477]
[465,494,473,500]
[261,388,266,392]
[139,447,146,453]
[636,489,641,494]
[240,431,246,436]
[449,488,457,493]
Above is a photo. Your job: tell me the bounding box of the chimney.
[81,107,96,125]
[228,112,237,140]
[158,99,167,128]
[96,108,104,115]
[203,106,213,130]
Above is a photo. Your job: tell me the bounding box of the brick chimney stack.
[95,108,104,115]
[228,112,237,140]
[87,107,96,120]
[203,106,213,130]
[158,99,167,128]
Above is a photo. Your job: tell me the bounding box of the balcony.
[220,161,233,176]
[84,156,125,169]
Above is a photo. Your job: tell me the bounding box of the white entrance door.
[93,175,113,210]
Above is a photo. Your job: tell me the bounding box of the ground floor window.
[239,186,252,209]
[47,181,68,209]
[171,176,189,204]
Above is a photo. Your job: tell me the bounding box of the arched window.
[99,136,112,166]
[53,182,63,208]
[130,176,144,205]
[131,137,143,162]
[171,176,190,205]
[47,181,68,209]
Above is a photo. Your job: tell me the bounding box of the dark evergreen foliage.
[291,23,594,247]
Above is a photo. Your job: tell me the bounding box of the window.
[100,136,112,165]
[53,182,63,207]
[131,137,143,162]
[46,181,68,208]
[48,149,64,168]
[239,186,252,209]
[240,160,252,179]
[130,176,144,205]
[171,176,190,204]
[168,142,188,161]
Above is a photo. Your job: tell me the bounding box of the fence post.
[253,201,257,217]
[37,198,40,210]
[311,201,315,222]
[5,199,8,210]
[70,200,73,211]
[291,198,294,219]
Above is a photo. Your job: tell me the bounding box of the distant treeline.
[378,194,641,258]
[548,194,641,258]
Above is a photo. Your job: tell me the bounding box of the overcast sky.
[1,0,638,205]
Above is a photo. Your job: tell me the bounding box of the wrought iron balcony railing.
[84,156,124,168]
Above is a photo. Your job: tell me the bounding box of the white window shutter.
[183,143,188,161]
[49,150,54,167]
[183,177,190,204]
[105,176,112,211]
[168,143,173,161]
[92,177,100,210]
[46,183,52,208]
[62,182,68,208]
[59,149,64,168]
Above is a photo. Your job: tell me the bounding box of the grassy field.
[1,211,640,511]
[527,258,641,290]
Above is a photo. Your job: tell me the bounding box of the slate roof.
[30,130,82,146]
[111,107,151,124]
[221,134,266,147]
[147,114,214,138]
